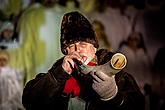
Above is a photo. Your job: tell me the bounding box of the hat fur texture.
[60,11,99,55]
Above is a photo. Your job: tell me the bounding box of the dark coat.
[22,49,145,110]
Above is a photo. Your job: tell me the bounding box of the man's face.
[66,41,96,64]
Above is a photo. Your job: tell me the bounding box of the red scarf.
[63,57,97,96]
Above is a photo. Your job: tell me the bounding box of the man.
[22,11,145,110]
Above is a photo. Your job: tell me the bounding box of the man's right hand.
[62,51,83,74]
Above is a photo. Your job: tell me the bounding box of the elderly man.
[22,11,145,110]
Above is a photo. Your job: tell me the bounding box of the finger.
[67,59,75,69]
[94,71,110,81]
[72,51,82,58]
[69,53,83,63]
[90,71,103,83]
[64,55,79,63]
[93,80,99,84]
[71,51,82,57]
[63,56,75,68]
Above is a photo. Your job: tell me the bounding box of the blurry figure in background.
[58,0,79,7]
[65,0,80,12]
[10,0,65,84]
[78,0,96,14]
[143,83,161,110]
[152,45,165,110]
[0,21,18,43]
[92,20,112,51]
[153,45,165,95]
[78,0,109,14]
[0,0,22,20]
[86,0,131,52]
[94,0,110,13]
[0,21,14,43]
[118,31,152,92]
[0,49,24,110]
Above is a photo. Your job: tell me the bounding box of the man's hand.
[90,70,118,101]
[62,51,83,74]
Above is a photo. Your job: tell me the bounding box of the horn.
[79,53,127,76]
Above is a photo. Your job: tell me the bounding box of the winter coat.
[22,49,145,110]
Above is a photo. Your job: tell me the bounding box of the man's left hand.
[90,70,118,101]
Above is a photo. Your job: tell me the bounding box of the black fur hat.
[60,11,99,55]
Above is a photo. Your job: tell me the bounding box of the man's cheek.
[79,49,86,53]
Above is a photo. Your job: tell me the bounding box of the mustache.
[79,53,95,65]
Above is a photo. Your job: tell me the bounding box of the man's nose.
[75,44,80,52]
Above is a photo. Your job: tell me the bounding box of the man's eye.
[81,44,86,47]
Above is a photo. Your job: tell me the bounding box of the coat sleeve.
[117,72,145,110]
[22,60,71,110]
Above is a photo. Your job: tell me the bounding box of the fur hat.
[60,11,99,55]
